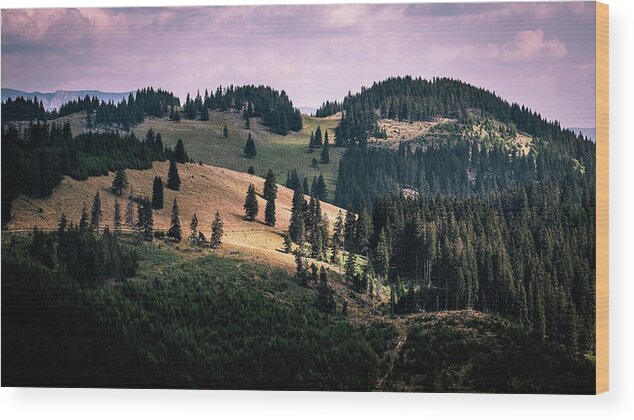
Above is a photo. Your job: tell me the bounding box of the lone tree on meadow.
[152,176,164,209]
[90,191,102,233]
[244,132,257,158]
[321,131,330,164]
[314,125,323,146]
[265,198,276,227]
[244,183,259,221]
[167,198,182,242]
[173,139,188,163]
[167,159,181,191]
[247,166,255,175]
[190,213,199,245]
[263,169,278,201]
[223,124,229,138]
[111,168,128,196]
[210,211,224,249]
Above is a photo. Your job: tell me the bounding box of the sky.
[1,2,596,128]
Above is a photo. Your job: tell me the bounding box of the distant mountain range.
[2,88,134,111]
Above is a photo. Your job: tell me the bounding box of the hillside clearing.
[6,161,346,272]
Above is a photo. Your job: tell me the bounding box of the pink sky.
[1,2,596,128]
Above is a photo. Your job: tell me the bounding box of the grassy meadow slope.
[134,111,343,195]
[6,161,345,270]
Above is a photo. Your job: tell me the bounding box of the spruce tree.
[90,192,102,233]
[283,232,293,253]
[167,159,181,190]
[244,132,257,158]
[373,228,390,281]
[190,213,199,245]
[345,253,357,285]
[114,199,122,235]
[57,213,68,236]
[210,211,224,249]
[315,174,328,201]
[263,169,278,201]
[265,198,276,226]
[289,186,306,243]
[137,197,153,241]
[244,183,259,221]
[200,107,209,121]
[223,124,229,138]
[167,198,182,242]
[331,210,344,264]
[173,139,188,163]
[321,131,330,163]
[247,166,255,175]
[152,176,164,209]
[302,177,310,196]
[111,168,128,196]
[314,125,323,146]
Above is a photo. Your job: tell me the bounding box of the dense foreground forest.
[2,231,594,392]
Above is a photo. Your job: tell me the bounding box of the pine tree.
[167,198,182,242]
[137,198,153,241]
[223,124,229,138]
[210,211,224,249]
[114,199,122,235]
[315,265,336,314]
[244,132,257,158]
[244,183,259,221]
[90,192,102,233]
[331,210,344,264]
[111,168,128,196]
[373,228,390,282]
[302,177,310,196]
[245,116,250,129]
[167,159,181,190]
[283,232,293,253]
[173,139,188,163]
[345,253,357,285]
[263,169,278,201]
[152,176,164,209]
[314,125,323,146]
[309,132,315,152]
[190,213,199,245]
[321,131,330,163]
[200,107,209,121]
[289,186,305,243]
[265,198,276,226]
[247,166,255,175]
[57,213,68,236]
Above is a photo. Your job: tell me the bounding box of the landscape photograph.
[1,2,599,393]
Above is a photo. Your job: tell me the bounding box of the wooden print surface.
[595,1,609,394]
[1,2,606,394]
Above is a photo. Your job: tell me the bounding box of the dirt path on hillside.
[374,318,407,391]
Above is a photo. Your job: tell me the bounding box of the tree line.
[1,122,187,227]
[332,76,593,147]
[180,84,302,135]
[2,96,57,121]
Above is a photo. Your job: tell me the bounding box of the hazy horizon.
[2,2,596,128]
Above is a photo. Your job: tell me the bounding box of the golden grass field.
[6,161,347,271]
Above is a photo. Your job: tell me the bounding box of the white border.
[1,1,632,419]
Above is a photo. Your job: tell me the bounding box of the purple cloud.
[1,3,596,128]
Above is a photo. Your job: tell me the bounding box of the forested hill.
[326,76,589,147]
[181,84,303,135]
